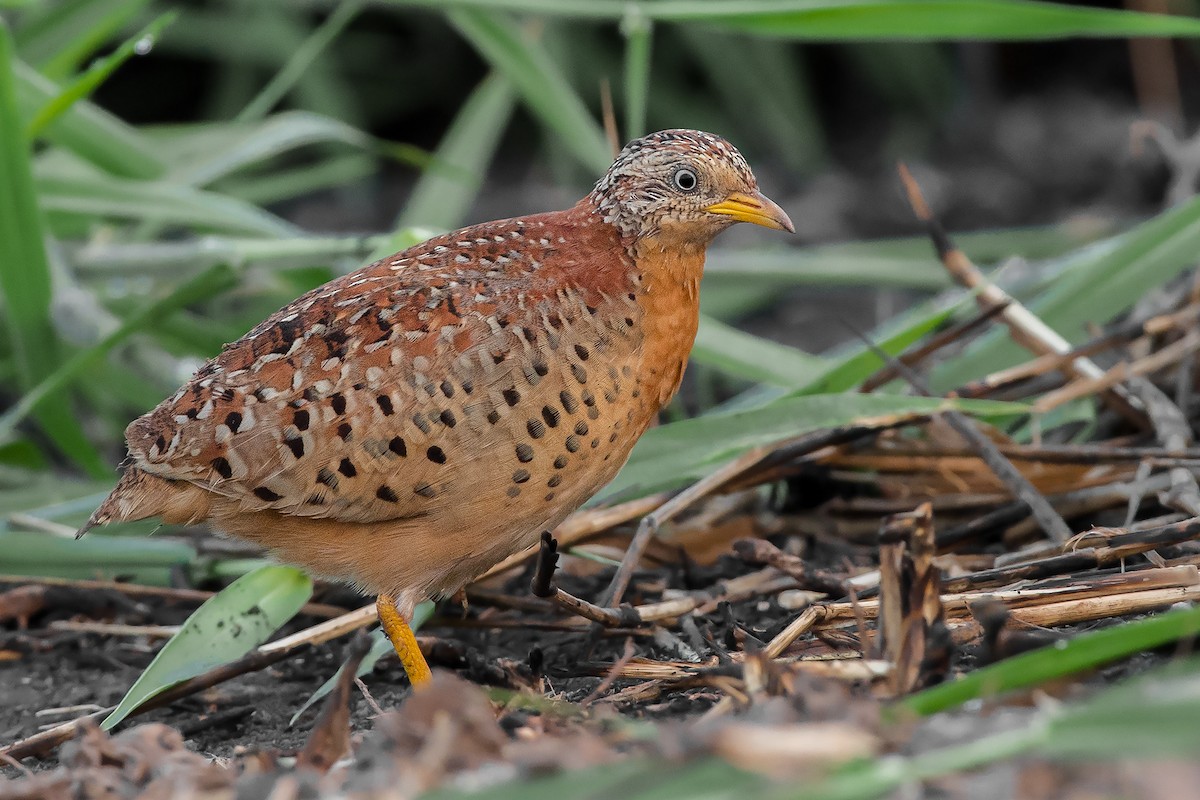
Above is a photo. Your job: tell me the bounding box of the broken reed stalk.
[897,164,1113,386]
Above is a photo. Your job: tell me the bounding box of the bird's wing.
[123,209,637,523]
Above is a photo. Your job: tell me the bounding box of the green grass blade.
[621,9,652,140]
[26,11,177,139]
[691,314,825,387]
[655,0,1200,40]
[397,71,515,231]
[896,602,1200,718]
[165,110,384,187]
[236,0,365,122]
[0,265,238,441]
[447,8,611,173]
[12,0,151,79]
[36,172,301,236]
[0,529,196,585]
[15,59,164,178]
[0,21,104,475]
[102,565,313,730]
[601,394,1025,502]
[383,0,1200,39]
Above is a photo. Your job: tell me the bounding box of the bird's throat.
[632,236,707,408]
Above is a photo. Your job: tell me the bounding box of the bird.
[81,129,793,687]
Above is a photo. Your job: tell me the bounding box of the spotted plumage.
[83,129,792,685]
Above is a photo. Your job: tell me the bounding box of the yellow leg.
[377,594,432,687]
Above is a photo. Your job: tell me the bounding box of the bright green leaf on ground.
[102,565,313,729]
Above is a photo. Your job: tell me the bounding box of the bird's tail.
[78,467,211,538]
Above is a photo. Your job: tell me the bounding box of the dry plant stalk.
[876,503,949,694]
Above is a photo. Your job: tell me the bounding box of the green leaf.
[601,394,1025,502]
[0,265,239,441]
[621,9,652,140]
[14,59,165,178]
[0,529,196,585]
[691,315,825,388]
[447,8,611,173]
[102,565,313,729]
[383,0,1200,40]
[659,0,1200,41]
[0,21,104,475]
[896,602,1200,719]
[13,0,151,79]
[397,71,516,232]
[289,601,435,725]
[236,0,366,122]
[36,171,300,236]
[26,11,178,139]
[163,110,384,188]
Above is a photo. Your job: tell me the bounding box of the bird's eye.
[672,167,698,193]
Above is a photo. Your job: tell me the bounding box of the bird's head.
[590,129,793,246]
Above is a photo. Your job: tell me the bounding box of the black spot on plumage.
[527,419,545,439]
[553,455,567,469]
[293,409,310,431]
[337,422,352,441]
[461,380,474,395]
[317,468,338,489]
[512,469,530,484]
[565,435,581,452]
[503,388,520,407]
[574,421,589,436]
[254,487,282,502]
[516,443,534,463]
[376,485,399,502]
[412,413,432,434]
[225,412,243,433]
[377,395,394,416]
[542,405,560,428]
[427,446,447,464]
[560,391,578,414]
[331,393,346,415]
[547,474,562,488]
[389,436,407,457]
[574,344,589,360]
[155,435,167,452]
[571,364,587,384]
[285,436,305,459]
[487,410,501,425]
[439,409,457,428]
[532,357,549,377]
[441,381,455,398]
[338,458,357,477]
[211,457,232,479]
[323,328,350,358]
